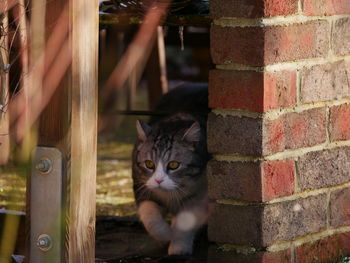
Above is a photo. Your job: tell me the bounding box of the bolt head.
[36,234,52,251]
[36,158,52,174]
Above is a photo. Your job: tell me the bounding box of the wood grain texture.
[67,0,98,261]
[33,0,98,262]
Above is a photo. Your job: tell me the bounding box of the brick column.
[208,1,350,262]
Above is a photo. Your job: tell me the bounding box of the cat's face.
[135,119,203,193]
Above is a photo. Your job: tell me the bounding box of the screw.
[36,158,52,174]
[37,234,52,251]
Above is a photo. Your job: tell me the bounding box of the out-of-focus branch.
[100,0,171,132]
[0,0,18,14]
[12,0,29,140]
[0,3,10,165]
[103,0,171,98]
[9,4,71,142]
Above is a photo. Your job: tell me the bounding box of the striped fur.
[132,85,209,255]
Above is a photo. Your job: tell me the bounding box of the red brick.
[262,160,295,201]
[330,188,350,227]
[207,160,295,202]
[262,250,292,263]
[330,104,350,142]
[263,107,327,155]
[208,246,291,263]
[333,18,350,56]
[209,70,264,112]
[263,117,285,155]
[263,0,298,17]
[209,195,327,246]
[264,21,329,65]
[303,0,350,15]
[301,61,350,103]
[297,147,350,191]
[264,71,297,111]
[295,233,350,263]
[211,21,329,66]
[210,0,298,18]
[209,108,326,156]
[209,69,296,112]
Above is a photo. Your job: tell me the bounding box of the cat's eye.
[145,160,155,170]
[167,161,180,170]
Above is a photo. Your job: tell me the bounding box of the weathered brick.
[207,160,295,202]
[262,194,327,245]
[210,0,298,18]
[330,104,350,142]
[264,71,297,111]
[209,108,326,156]
[209,70,264,112]
[207,160,262,202]
[301,61,350,103]
[209,195,327,246]
[263,107,327,155]
[208,246,291,263]
[295,233,350,263]
[207,113,263,156]
[303,0,350,15]
[262,160,295,201]
[211,26,265,66]
[333,18,350,56]
[330,188,350,227]
[261,250,292,263]
[209,69,296,112]
[264,21,329,65]
[211,21,329,66]
[297,147,350,191]
[208,203,264,246]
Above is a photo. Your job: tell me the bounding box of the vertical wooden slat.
[30,0,98,261]
[68,0,98,261]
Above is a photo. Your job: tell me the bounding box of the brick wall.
[208,0,350,262]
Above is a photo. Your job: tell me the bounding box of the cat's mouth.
[147,183,176,192]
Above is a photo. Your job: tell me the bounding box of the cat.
[132,84,209,255]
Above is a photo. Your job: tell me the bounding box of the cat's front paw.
[168,241,193,255]
[150,222,172,242]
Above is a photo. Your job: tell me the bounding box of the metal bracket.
[31,147,62,262]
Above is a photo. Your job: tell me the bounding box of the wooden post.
[29,0,98,262]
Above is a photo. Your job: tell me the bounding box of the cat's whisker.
[171,189,183,210]
[135,184,147,193]
[175,185,189,199]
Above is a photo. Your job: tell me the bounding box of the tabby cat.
[132,84,209,255]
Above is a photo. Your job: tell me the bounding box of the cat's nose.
[155,178,164,184]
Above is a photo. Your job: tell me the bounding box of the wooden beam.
[99,13,212,27]
[29,0,99,262]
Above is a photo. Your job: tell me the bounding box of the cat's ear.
[136,120,151,141]
[182,121,201,142]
